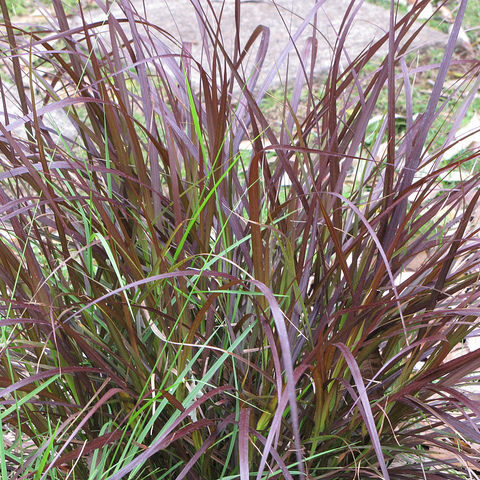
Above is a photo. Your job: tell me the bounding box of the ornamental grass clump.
[0,0,480,478]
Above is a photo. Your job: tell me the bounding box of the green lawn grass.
[367,0,480,44]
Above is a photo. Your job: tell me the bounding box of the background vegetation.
[0,0,480,478]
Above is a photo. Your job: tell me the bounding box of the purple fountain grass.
[0,0,479,479]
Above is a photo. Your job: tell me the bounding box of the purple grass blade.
[106,387,233,480]
[335,343,390,480]
[41,389,125,480]
[239,408,250,480]
[0,367,102,399]
[384,0,469,246]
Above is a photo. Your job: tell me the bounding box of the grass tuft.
[0,0,480,478]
